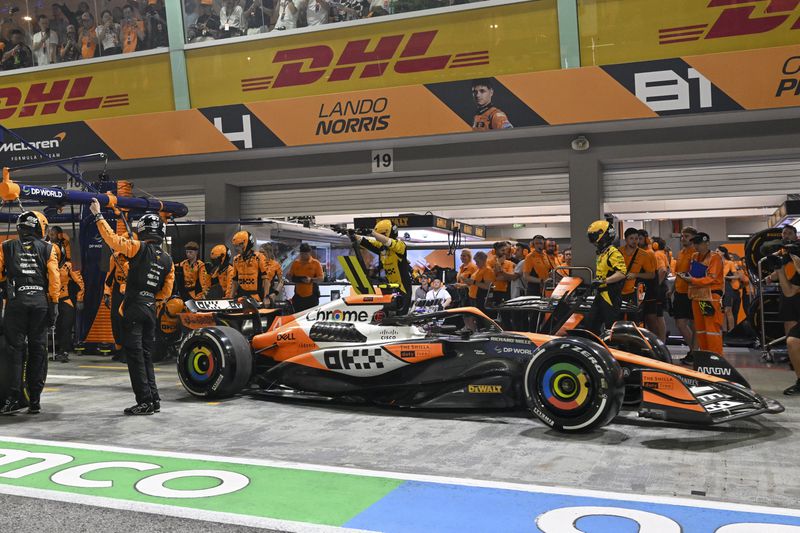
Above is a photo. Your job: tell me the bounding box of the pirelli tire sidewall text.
[177,326,253,399]
[524,337,624,433]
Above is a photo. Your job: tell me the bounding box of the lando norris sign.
[0,437,799,532]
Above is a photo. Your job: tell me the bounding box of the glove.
[356,227,372,236]
[590,279,606,290]
[47,303,58,328]
[103,294,111,308]
[76,301,84,311]
[347,228,356,237]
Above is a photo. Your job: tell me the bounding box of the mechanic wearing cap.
[90,199,175,416]
[678,232,724,356]
[289,243,324,312]
[354,219,412,314]
[0,211,60,415]
[227,231,271,304]
[673,226,699,364]
[205,244,234,300]
[585,219,627,334]
[178,241,209,300]
[620,227,655,323]
[54,243,85,364]
[105,249,129,362]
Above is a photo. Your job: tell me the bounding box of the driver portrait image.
[471,78,513,132]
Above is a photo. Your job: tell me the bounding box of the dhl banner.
[3,44,799,162]
[185,0,560,108]
[578,0,800,66]
[0,51,175,130]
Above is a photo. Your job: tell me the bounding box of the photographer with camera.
[274,0,300,30]
[32,14,58,66]
[190,1,219,42]
[78,12,98,59]
[59,24,81,62]
[1,29,32,70]
[352,220,412,314]
[96,10,121,56]
[245,0,272,34]
[121,4,144,54]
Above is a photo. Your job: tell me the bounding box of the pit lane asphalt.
[0,348,798,531]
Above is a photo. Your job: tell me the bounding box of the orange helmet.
[232,230,255,254]
[17,211,48,239]
[210,244,231,266]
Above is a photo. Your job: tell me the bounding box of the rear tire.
[524,337,624,432]
[178,326,252,398]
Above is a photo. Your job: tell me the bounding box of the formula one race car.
[176,294,784,433]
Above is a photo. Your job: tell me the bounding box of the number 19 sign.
[372,149,393,173]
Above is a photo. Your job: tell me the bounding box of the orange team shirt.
[654,249,669,282]
[457,261,478,283]
[472,106,512,131]
[122,20,144,53]
[724,259,741,290]
[468,266,495,300]
[674,247,693,294]
[81,27,97,58]
[290,257,323,298]
[487,256,514,292]
[620,246,655,295]
[691,251,724,292]
[523,250,552,282]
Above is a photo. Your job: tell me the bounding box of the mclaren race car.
[176,293,783,433]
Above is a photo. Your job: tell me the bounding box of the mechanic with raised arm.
[584,219,627,335]
[54,243,85,363]
[178,241,210,300]
[353,219,412,314]
[90,199,174,416]
[105,249,129,362]
[227,230,272,304]
[205,244,234,300]
[0,212,60,415]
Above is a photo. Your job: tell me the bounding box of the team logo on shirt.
[239,30,491,92]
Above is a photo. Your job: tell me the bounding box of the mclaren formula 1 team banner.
[184,0,560,108]
[578,0,800,66]
[4,44,800,161]
[0,51,175,130]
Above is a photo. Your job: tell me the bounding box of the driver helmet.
[587,219,615,252]
[374,219,398,239]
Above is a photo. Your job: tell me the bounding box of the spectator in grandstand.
[368,0,390,16]
[78,11,98,59]
[1,29,32,70]
[245,0,272,34]
[274,0,300,30]
[59,24,81,62]
[121,4,145,53]
[219,0,245,37]
[144,2,169,49]
[189,1,219,42]
[55,1,91,29]
[184,0,199,34]
[96,10,121,56]
[471,78,512,131]
[32,14,58,66]
[305,0,331,26]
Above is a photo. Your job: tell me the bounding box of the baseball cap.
[691,232,710,244]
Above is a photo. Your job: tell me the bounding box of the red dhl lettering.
[658,0,799,45]
[240,31,490,92]
[0,76,129,120]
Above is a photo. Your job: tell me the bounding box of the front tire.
[178,326,252,398]
[524,337,624,432]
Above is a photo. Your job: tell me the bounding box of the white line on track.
[1,435,799,518]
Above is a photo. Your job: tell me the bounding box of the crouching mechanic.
[227,231,277,305]
[90,199,174,415]
[353,219,412,314]
[54,243,85,363]
[584,220,627,335]
[0,211,60,414]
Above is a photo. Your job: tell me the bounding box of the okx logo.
[659,0,800,44]
[240,30,490,92]
[0,76,129,120]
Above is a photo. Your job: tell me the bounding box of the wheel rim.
[185,343,217,385]
[539,359,592,414]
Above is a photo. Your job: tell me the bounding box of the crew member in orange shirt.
[522,235,551,298]
[289,243,324,312]
[454,249,478,307]
[649,236,670,341]
[487,241,516,327]
[620,228,655,322]
[54,244,85,363]
[673,226,699,365]
[260,243,284,308]
[178,241,210,300]
[464,251,495,312]
[679,232,724,356]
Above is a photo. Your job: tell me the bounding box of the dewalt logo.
[659,0,800,45]
[467,384,502,394]
[240,30,490,93]
[0,76,129,120]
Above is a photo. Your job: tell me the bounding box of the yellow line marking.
[206,402,220,406]
[43,388,60,392]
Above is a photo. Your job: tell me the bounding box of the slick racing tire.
[178,326,252,398]
[524,337,624,433]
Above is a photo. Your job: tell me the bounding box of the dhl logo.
[240,30,490,92]
[0,76,129,120]
[659,0,800,44]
